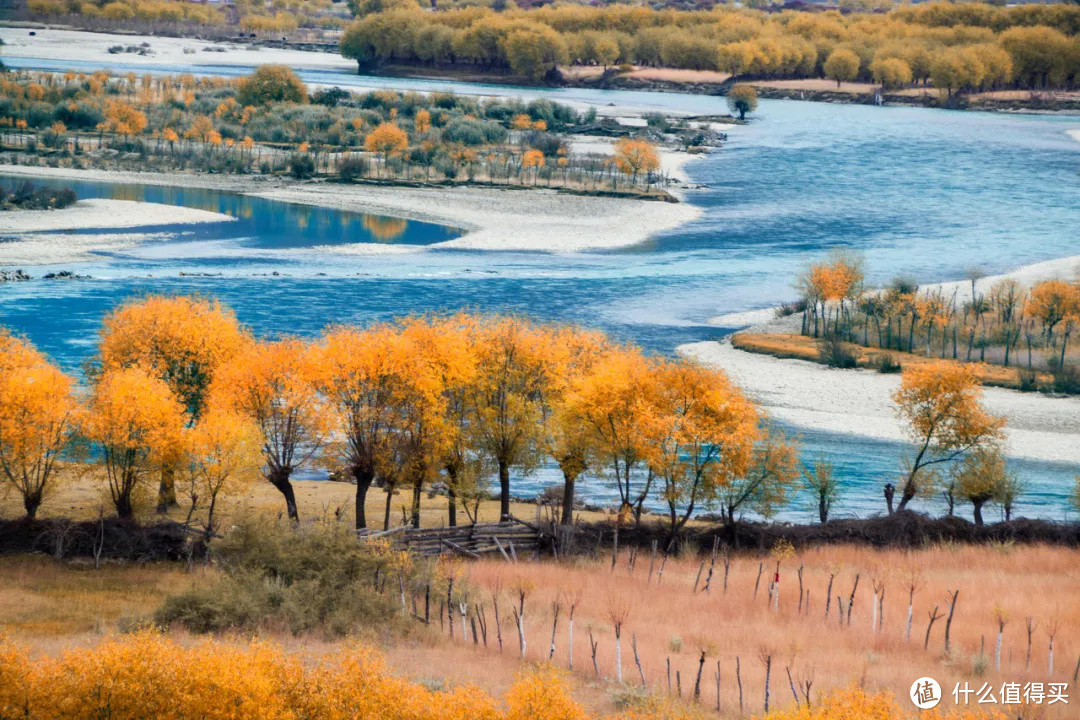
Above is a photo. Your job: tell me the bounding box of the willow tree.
[717,424,800,523]
[319,324,411,530]
[573,346,655,524]
[210,339,327,521]
[0,336,77,519]
[892,362,1005,513]
[98,295,248,511]
[543,326,609,526]
[642,358,758,545]
[84,367,186,520]
[471,317,564,521]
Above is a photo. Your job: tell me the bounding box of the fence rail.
[359,519,545,559]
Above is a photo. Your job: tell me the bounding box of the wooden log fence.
[359,520,545,559]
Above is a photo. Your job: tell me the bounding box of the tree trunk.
[267,469,299,521]
[498,458,511,521]
[560,469,576,526]
[972,499,985,526]
[447,477,458,528]
[156,465,178,514]
[353,466,373,530]
[410,474,423,528]
[24,490,43,520]
[383,484,394,531]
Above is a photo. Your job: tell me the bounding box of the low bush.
[338,155,370,182]
[155,517,430,636]
[1017,367,1039,392]
[288,153,315,179]
[875,352,902,374]
[0,181,76,210]
[818,336,858,369]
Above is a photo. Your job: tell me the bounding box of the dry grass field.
[2,523,1077,717]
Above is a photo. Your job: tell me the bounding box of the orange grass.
[457,543,1080,718]
[0,543,1076,717]
[732,333,1051,391]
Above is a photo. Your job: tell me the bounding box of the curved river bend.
[2,59,1079,521]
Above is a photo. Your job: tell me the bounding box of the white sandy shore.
[0,164,699,256]
[0,198,235,233]
[258,183,700,252]
[681,253,1080,466]
[0,230,177,265]
[1069,129,1080,144]
[0,27,356,73]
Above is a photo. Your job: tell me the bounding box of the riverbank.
[678,254,1080,467]
[0,159,702,258]
[8,26,1080,115]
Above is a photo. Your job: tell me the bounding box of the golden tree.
[892,361,1005,512]
[641,358,759,543]
[952,446,1012,526]
[318,323,413,530]
[182,409,261,533]
[98,295,249,511]
[0,343,77,519]
[84,367,185,520]
[824,48,861,88]
[571,346,654,522]
[364,122,408,176]
[236,65,307,106]
[99,99,147,138]
[543,326,609,526]
[613,138,660,188]
[471,317,566,521]
[726,83,758,120]
[210,339,327,521]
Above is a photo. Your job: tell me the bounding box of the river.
[3,53,1080,522]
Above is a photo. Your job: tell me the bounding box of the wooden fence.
[359,518,545,560]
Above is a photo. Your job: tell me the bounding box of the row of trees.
[2,294,1039,534]
[0,68,669,193]
[337,4,1080,91]
[26,0,347,33]
[798,252,1080,378]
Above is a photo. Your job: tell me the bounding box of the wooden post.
[693,649,706,701]
[754,562,764,599]
[647,540,658,585]
[846,574,860,627]
[715,660,721,712]
[736,656,744,715]
[925,604,943,650]
[589,629,600,677]
[632,633,646,685]
[943,589,959,654]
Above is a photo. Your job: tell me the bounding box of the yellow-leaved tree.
[613,138,660,188]
[210,338,327,521]
[0,332,78,518]
[84,367,185,520]
[182,409,261,533]
[98,295,249,512]
[892,361,1005,513]
[641,357,759,545]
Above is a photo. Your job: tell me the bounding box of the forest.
[337,2,1080,90]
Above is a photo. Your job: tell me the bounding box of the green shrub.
[155,517,431,637]
[819,336,858,369]
[875,352,902,374]
[289,153,315,179]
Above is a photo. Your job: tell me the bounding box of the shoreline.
[679,254,1080,467]
[7,27,1080,116]
[0,158,702,260]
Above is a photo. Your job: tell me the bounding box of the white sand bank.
[1068,129,1080,144]
[677,340,1080,465]
[0,230,175,265]
[255,183,700,253]
[0,198,235,233]
[0,27,356,73]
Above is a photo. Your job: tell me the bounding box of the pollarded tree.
[318,324,411,530]
[870,57,912,90]
[824,48,861,88]
[802,453,841,524]
[952,446,1012,526]
[364,122,408,177]
[236,65,307,106]
[642,358,758,545]
[0,358,77,519]
[542,326,609,527]
[183,409,261,534]
[84,367,186,520]
[210,339,327,521]
[892,361,1005,512]
[98,295,248,511]
[503,26,569,82]
[717,424,800,523]
[471,317,565,521]
[573,346,656,524]
[725,84,758,121]
[613,138,660,188]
